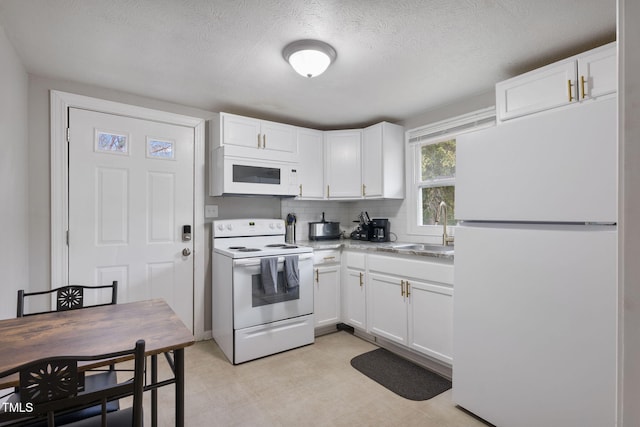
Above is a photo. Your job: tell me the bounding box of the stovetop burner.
[281,245,299,249]
[238,248,261,252]
[265,244,287,248]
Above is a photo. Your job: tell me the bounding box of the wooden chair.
[14,282,121,422]
[16,282,118,317]
[0,340,145,427]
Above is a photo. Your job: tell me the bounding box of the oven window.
[251,271,299,307]
[233,165,281,184]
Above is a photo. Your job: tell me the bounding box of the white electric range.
[211,219,314,364]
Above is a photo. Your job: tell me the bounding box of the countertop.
[297,239,454,260]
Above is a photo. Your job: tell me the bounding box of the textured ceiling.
[0,0,616,128]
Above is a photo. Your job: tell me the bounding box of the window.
[406,108,495,236]
[419,139,456,225]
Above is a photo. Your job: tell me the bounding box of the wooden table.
[0,299,195,427]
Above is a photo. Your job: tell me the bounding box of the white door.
[344,268,366,330]
[407,280,453,364]
[260,120,297,154]
[314,264,341,327]
[222,113,261,149]
[577,43,617,100]
[453,224,617,427]
[297,128,324,199]
[68,108,194,331]
[368,273,408,345]
[456,96,617,223]
[362,123,383,198]
[324,130,362,199]
[495,59,577,121]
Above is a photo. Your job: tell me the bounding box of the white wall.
[280,200,352,242]
[401,90,494,131]
[620,0,640,425]
[0,24,28,320]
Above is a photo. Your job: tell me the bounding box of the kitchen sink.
[392,243,454,253]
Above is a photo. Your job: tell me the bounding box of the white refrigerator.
[453,97,618,427]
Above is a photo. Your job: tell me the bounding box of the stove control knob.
[216,224,224,231]
[226,224,233,231]
[276,222,283,229]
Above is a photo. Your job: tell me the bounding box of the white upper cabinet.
[212,112,298,162]
[578,44,617,100]
[210,113,403,199]
[323,122,404,200]
[496,42,616,122]
[324,130,362,199]
[362,122,404,199]
[296,127,324,199]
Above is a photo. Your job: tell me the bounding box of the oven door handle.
[233,253,313,267]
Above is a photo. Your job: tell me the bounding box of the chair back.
[0,339,144,427]
[17,281,118,317]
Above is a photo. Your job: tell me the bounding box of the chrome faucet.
[436,201,455,246]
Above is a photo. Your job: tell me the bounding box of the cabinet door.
[456,97,617,223]
[408,280,453,364]
[454,224,616,427]
[297,128,324,199]
[496,59,577,121]
[362,123,383,198]
[261,120,297,154]
[314,264,341,328]
[577,43,616,101]
[368,273,407,345]
[344,268,366,330]
[324,130,362,199]
[222,114,262,149]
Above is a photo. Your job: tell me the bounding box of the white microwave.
[211,148,299,196]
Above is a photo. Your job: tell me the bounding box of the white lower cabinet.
[313,250,341,328]
[367,254,454,364]
[369,273,409,345]
[342,251,367,330]
[407,281,453,364]
[343,268,366,330]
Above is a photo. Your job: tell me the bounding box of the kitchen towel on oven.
[284,256,299,291]
[260,257,279,295]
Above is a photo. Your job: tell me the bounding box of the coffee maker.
[350,211,371,240]
[369,219,390,242]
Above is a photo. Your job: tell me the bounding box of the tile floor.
[140,331,491,426]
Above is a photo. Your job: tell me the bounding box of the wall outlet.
[205,205,219,218]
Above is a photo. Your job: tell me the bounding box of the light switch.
[205,205,219,218]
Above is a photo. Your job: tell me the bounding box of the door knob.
[182,248,192,256]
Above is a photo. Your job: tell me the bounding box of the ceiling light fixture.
[282,39,337,78]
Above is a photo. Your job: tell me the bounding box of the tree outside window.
[419,139,456,226]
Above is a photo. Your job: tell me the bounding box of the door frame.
[50,90,206,338]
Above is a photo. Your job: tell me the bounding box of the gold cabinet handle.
[327,185,330,198]
[323,256,336,261]
[401,280,405,297]
[580,75,587,99]
[567,80,574,102]
[362,184,366,197]
[359,272,363,287]
[315,268,319,283]
[299,184,303,197]
[406,280,411,297]
[257,133,261,148]
[263,134,266,148]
